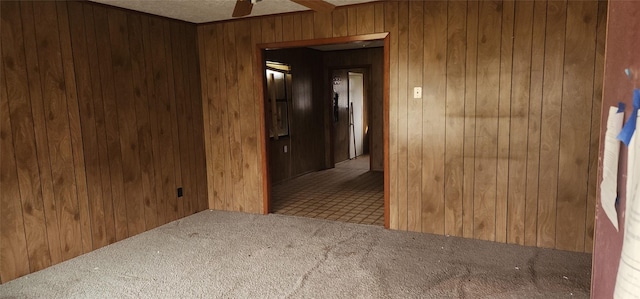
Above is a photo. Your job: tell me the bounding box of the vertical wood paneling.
[444,1,466,237]
[94,6,129,241]
[216,24,234,211]
[332,7,348,37]
[85,4,117,245]
[223,22,246,211]
[537,0,567,249]
[421,1,447,235]
[555,1,598,252]
[236,20,261,214]
[0,7,31,279]
[395,1,409,231]
[314,12,332,38]
[34,0,84,259]
[163,20,181,222]
[108,8,146,236]
[584,0,607,253]
[507,1,533,246]
[496,0,514,244]
[524,0,547,247]
[406,0,423,233]
[1,1,206,283]
[67,1,108,249]
[56,1,93,254]
[20,1,63,264]
[197,0,605,254]
[473,1,502,241]
[384,1,399,230]
[128,13,158,229]
[2,0,52,271]
[462,1,479,239]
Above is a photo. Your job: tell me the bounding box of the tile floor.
[271,155,384,226]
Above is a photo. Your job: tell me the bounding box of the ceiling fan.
[232,0,336,18]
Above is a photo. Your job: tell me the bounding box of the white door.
[348,72,364,159]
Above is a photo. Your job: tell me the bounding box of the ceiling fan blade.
[232,0,253,18]
[290,0,335,13]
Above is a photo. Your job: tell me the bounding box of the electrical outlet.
[177,187,183,198]
[413,87,422,99]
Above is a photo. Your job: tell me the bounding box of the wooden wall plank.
[585,0,607,253]
[216,24,234,211]
[462,1,479,239]
[2,0,52,271]
[301,12,314,40]
[204,25,226,210]
[495,0,514,244]
[314,12,332,39]
[395,1,408,231]
[282,15,295,42]
[274,16,283,42]
[163,19,181,222]
[223,22,246,211]
[347,7,357,36]
[507,1,533,246]
[19,1,63,264]
[250,18,265,214]
[94,6,129,241]
[473,1,502,241]
[67,1,108,249]
[56,1,93,254]
[537,0,567,249]
[83,3,117,245]
[555,0,597,252]
[128,12,158,229]
[107,8,146,236]
[198,26,213,210]
[374,2,384,33]
[33,1,84,259]
[332,7,348,38]
[421,1,447,235]
[235,20,261,214]
[0,5,31,280]
[356,4,375,35]
[444,1,467,237]
[178,23,194,214]
[406,0,423,233]
[524,0,547,247]
[149,16,177,225]
[2,1,207,282]
[384,1,399,230]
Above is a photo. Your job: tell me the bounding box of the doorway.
[256,33,390,228]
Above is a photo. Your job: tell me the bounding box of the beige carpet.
[0,211,591,298]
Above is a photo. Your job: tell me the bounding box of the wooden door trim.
[255,33,391,229]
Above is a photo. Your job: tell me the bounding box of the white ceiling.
[89,0,379,24]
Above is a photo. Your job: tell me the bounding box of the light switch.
[413,87,422,99]
[284,145,288,153]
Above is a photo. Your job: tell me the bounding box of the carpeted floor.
[0,211,592,298]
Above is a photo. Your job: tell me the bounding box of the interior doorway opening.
[256,33,390,228]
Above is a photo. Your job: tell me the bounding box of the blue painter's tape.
[618,102,626,113]
[617,89,640,146]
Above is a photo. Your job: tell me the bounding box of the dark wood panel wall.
[0,1,207,283]
[324,48,384,170]
[264,48,326,184]
[198,0,606,253]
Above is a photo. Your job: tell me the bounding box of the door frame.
[255,33,390,228]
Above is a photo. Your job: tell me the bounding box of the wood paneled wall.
[265,48,326,184]
[0,1,206,283]
[198,0,606,253]
[324,48,384,170]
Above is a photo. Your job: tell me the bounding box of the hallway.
[271,155,384,226]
